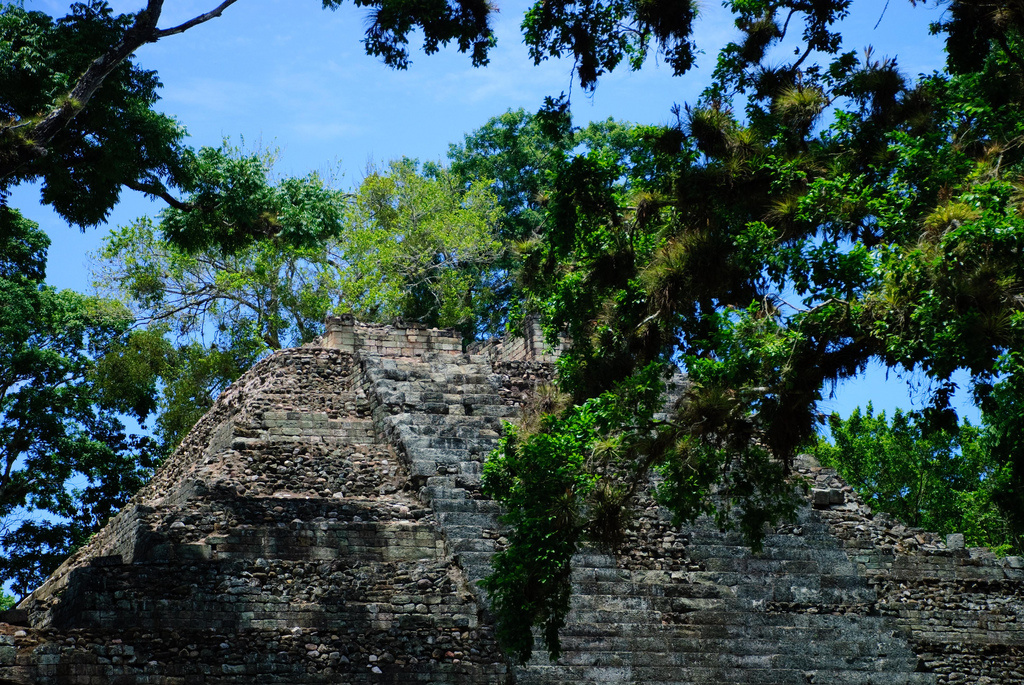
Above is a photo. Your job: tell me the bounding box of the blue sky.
[14,0,966,421]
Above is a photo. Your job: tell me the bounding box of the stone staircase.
[358,348,938,685]
[362,352,513,596]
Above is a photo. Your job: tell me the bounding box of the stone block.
[812,488,844,508]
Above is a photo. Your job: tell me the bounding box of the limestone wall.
[801,456,1024,683]
[467,315,566,363]
[321,314,463,357]
[2,320,1023,684]
[3,344,508,684]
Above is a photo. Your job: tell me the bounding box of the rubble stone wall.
[2,320,1023,684]
[802,457,1024,683]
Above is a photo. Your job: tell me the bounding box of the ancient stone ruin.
[2,315,1023,684]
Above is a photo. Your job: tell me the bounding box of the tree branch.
[28,0,165,153]
[124,178,194,211]
[791,41,814,72]
[153,0,242,38]
[1,0,241,180]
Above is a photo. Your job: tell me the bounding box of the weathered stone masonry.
[2,317,1023,684]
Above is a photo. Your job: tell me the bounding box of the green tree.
[448,108,563,245]
[94,154,503,445]
[0,207,160,596]
[0,0,188,227]
[480,0,1024,661]
[335,159,503,338]
[95,145,349,350]
[1,0,495,249]
[448,110,675,334]
[812,405,1013,552]
[97,152,503,345]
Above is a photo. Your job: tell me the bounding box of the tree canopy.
[92,150,503,449]
[473,0,1024,662]
[0,207,160,595]
[0,0,497,251]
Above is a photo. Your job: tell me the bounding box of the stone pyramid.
[2,316,1023,684]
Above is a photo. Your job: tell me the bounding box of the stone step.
[423,474,459,486]
[649,580,875,605]
[420,484,469,500]
[451,473,482,488]
[453,550,500,569]
[389,365,491,380]
[408,461,448,478]
[443,524,503,540]
[569,581,675,597]
[396,421,504,440]
[437,511,502,527]
[566,595,658,612]
[448,537,498,553]
[429,391,502,405]
[448,548,494,573]
[424,436,475,450]
[687,527,838,545]
[517,664,934,685]
[441,373,494,385]
[400,424,502,441]
[467,404,521,418]
[558,608,667,625]
[572,553,618,568]
[395,435,497,455]
[686,543,853,562]
[680,570,867,588]
[404,447,473,464]
[656,611,897,630]
[460,562,496,583]
[432,498,503,514]
[820,674,936,685]
[554,633,914,658]
[602,617,915,646]
[567,594,858,615]
[516,664,809,684]
[690,556,856,575]
[570,566,632,583]
[548,643,925,671]
[456,462,484,476]
[389,413,495,429]
[443,383,499,396]
[547,649,921,672]
[556,620,913,643]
